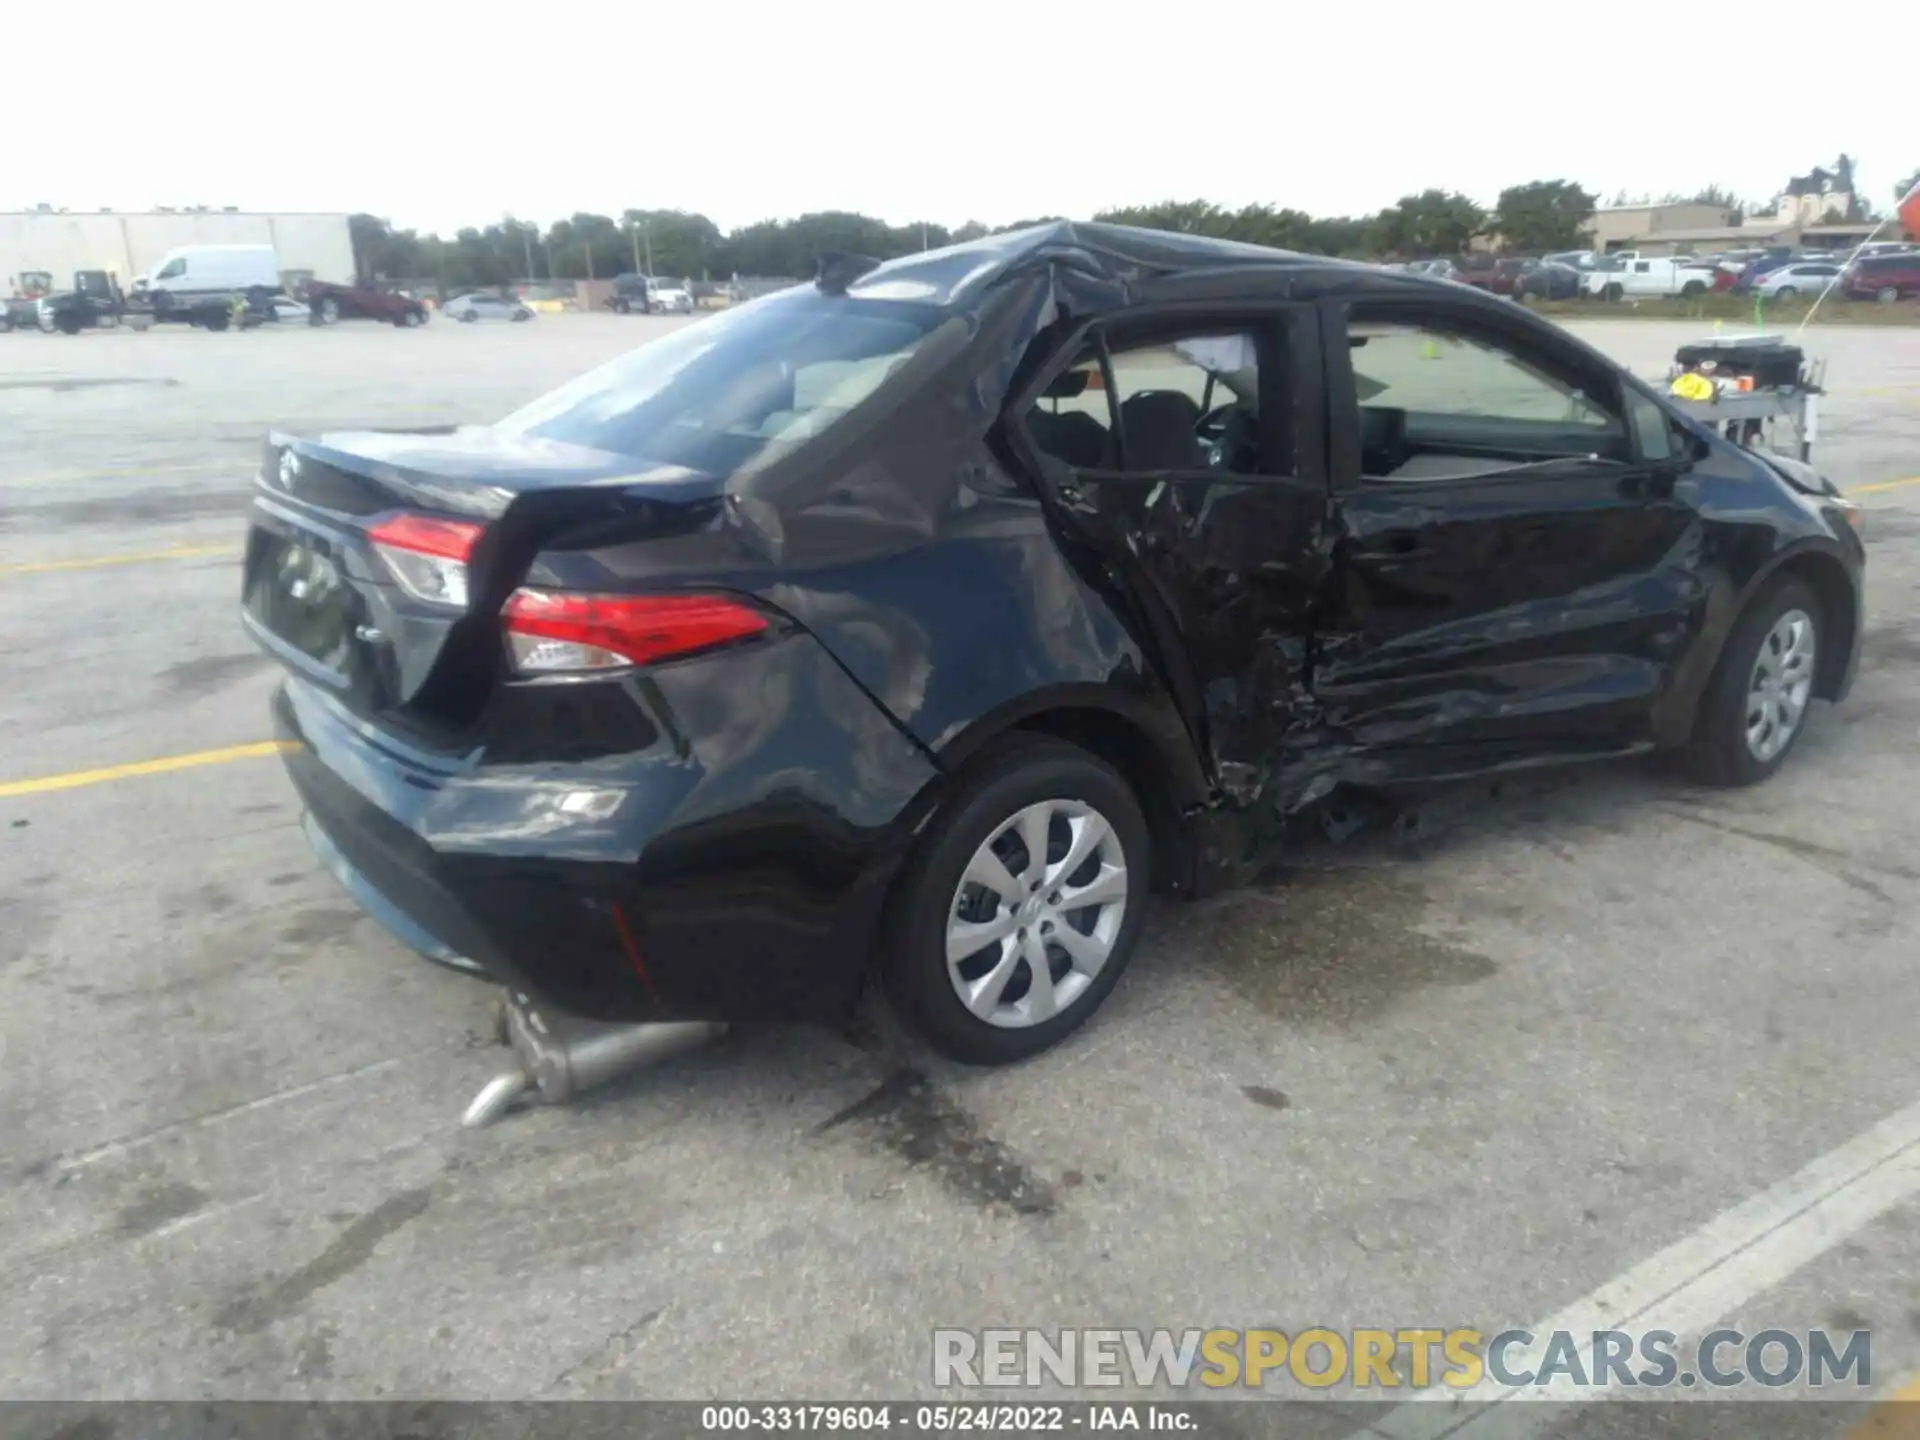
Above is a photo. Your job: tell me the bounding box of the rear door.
[1315,293,1702,771]
[1006,303,1331,833]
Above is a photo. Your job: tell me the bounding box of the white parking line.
[1358,1096,1920,1439]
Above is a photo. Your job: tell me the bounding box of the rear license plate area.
[244,528,359,674]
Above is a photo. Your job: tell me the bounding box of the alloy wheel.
[944,798,1128,1029]
[1746,608,1817,763]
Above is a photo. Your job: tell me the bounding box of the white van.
[133,244,282,310]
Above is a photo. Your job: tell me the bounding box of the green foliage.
[346,178,1631,291]
[1368,190,1487,258]
[1491,180,1597,253]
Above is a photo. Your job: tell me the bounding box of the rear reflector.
[501,589,769,675]
[368,514,484,608]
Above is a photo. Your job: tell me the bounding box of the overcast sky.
[6,2,1912,235]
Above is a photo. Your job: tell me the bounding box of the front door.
[1006,304,1332,849]
[1314,294,1702,777]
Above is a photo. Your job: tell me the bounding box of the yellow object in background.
[1671,372,1716,402]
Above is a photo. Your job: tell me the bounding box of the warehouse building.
[1,210,355,294]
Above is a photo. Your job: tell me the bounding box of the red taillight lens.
[501,589,769,674]
[368,513,484,608]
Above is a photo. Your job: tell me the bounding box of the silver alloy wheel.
[1746,608,1817,763]
[945,798,1129,1029]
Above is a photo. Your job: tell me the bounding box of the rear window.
[496,289,944,474]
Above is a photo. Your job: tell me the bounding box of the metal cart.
[1664,334,1825,464]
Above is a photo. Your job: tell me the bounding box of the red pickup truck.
[303,280,429,327]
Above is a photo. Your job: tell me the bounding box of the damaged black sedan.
[241,223,1865,1072]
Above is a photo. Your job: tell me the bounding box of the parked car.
[1841,252,1920,303]
[1515,261,1584,301]
[1450,255,1501,290]
[444,292,534,323]
[1584,257,1717,300]
[609,274,696,314]
[305,279,429,327]
[1755,262,1844,301]
[241,222,1865,1068]
[1729,251,1801,294]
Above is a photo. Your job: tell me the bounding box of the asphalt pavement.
[2,311,1918,1433]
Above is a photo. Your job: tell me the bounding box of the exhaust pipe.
[461,989,726,1128]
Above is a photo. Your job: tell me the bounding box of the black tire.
[1773,286,1797,301]
[1683,576,1824,787]
[1879,286,1901,305]
[457,309,477,323]
[882,737,1151,1065]
[150,288,174,313]
[1681,280,1707,297]
[202,308,230,332]
[1603,283,1624,302]
[318,296,341,324]
[614,297,630,314]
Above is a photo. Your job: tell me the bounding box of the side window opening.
[156,257,186,280]
[1345,315,1627,483]
[1024,325,1291,477]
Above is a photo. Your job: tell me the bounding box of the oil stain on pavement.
[1182,865,1498,1030]
[817,1069,1056,1217]
[213,1187,432,1334]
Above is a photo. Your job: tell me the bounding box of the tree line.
[354,166,1917,289]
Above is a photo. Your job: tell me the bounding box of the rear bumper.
[269,633,943,1024]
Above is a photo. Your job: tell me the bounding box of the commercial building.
[1,210,354,293]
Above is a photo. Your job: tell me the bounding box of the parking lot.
[4,313,1919,1423]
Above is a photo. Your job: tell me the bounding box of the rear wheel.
[882,738,1149,1065]
[1773,286,1798,301]
[1880,286,1902,305]
[614,297,630,314]
[318,296,340,324]
[1602,282,1624,302]
[1684,576,1823,787]
[1681,280,1707,297]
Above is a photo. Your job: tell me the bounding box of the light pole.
[521,223,534,283]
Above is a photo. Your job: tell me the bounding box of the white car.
[445,292,535,323]
[648,281,695,314]
[1756,262,1844,301]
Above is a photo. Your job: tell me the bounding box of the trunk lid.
[241,428,722,724]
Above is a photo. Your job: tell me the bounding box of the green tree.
[1895,170,1920,206]
[1370,189,1486,257]
[1489,180,1596,253]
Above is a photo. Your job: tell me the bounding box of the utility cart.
[1665,334,1824,463]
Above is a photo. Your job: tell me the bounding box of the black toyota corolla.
[241,222,1865,1066]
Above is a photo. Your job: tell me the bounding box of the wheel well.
[1013,707,1190,893]
[1772,551,1856,699]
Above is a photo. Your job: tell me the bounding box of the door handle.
[1353,531,1429,562]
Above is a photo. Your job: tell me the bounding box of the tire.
[1683,576,1823,787]
[1681,280,1707,297]
[1879,286,1901,305]
[318,296,340,324]
[1602,283,1624,302]
[614,297,630,314]
[150,288,174,314]
[457,309,477,323]
[1773,286,1797,301]
[882,737,1150,1064]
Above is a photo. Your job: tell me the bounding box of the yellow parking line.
[1851,476,1920,496]
[1847,1372,1920,1437]
[0,543,239,577]
[0,741,291,799]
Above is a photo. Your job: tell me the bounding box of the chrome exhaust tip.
[462,990,726,1128]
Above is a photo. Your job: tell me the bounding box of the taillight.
[501,589,768,675]
[368,514,483,608]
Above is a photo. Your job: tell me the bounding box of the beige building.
[1,210,355,293]
[1582,202,1738,252]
